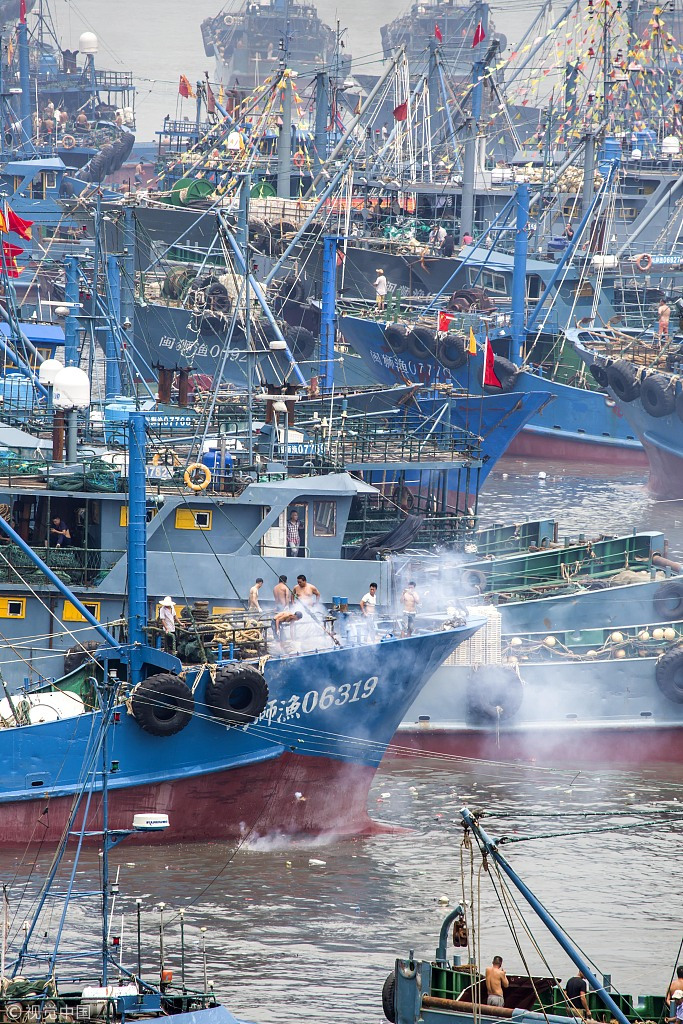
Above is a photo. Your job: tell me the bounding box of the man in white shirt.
[374,269,387,311]
[360,582,378,640]
[159,596,179,652]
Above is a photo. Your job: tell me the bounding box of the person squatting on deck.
[485,956,509,1007]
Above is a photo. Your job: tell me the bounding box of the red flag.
[19,0,26,24]
[2,241,23,277]
[5,204,32,240]
[438,311,453,332]
[206,81,216,114]
[179,75,195,99]
[482,336,502,388]
[434,23,443,42]
[472,20,486,46]
[393,100,408,122]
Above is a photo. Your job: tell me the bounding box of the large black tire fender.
[460,567,487,592]
[653,580,683,619]
[207,282,231,314]
[467,665,524,720]
[640,373,675,417]
[382,972,396,1023]
[277,275,304,303]
[63,641,101,675]
[487,355,519,393]
[607,359,640,402]
[407,326,435,359]
[131,673,194,737]
[655,645,683,703]
[589,362,609,388]
[206,663,269,725]
[437,334,467,370]
[385,324,408,354]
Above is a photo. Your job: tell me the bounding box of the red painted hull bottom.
[0,754,396,846]
[642,442,683,500]
[506,430,648,467]
[390,724,683,767]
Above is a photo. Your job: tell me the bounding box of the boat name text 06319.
[258,676,379,724]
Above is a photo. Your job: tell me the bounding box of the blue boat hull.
[339,314,646,463]
[0,625,481,843]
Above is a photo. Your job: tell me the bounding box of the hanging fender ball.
[466,665,524,721]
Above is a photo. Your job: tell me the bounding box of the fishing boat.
[201,0,351,93]
[571,325,683,500]
[0,654,254,1024]
[0,412,484,845]
[382,807,669,1024]
[396,611,683,766]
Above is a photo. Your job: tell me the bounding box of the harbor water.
[1,461,679,1023]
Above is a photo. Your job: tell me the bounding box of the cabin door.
[261,510,286,557]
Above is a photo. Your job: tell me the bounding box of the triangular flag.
[179,75,195,99]
[469,327,477,355]
[435,23,443,43]
[393,100,408,121]
[473,20,486,46]
[5,204,32,240]
[2,240,22,277]
[482,335,502,387]
[206,81,216,114]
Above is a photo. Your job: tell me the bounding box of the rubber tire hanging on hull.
[63,641,102,675]
[487,355,519,393]
[385,325,408,354]
[640,374,676,417]
[589,363,609,388]
[205,663,269,725]
[382,973,397,1024]
[653,580,683,619]
[438,334,467,370]
[467,665,524,720]
[655,645,683,703]
[407,326,435,358]
[607,359,640,402]
[131,673,194,736]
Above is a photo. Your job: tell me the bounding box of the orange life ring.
[292,150,305,168]
[635,253,652,272]
[62,134,76,149]
[184,463,211,491]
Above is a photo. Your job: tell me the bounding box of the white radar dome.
[78,31,98,54]
[38,358,63,386]
[662,135,680,156]
[53,366,91,410]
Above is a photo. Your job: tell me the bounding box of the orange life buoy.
[292,150,305,168]
[184,463,211,491]
[62,134,76,149]
[635,253,653,272]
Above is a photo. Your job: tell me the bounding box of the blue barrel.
[602,136,621,161]
[202,449,233,476]
[635,129,656,157]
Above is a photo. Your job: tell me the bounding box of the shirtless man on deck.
[485,956,509,1007]
[293,574,320,607]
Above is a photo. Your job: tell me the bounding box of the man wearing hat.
[374,268,387,311]
[159,596,179,652]
[668,991,683,1022]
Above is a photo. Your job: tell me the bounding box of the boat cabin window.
[313,500,336,537]
[478,270,507,295]
[63,600,100,622]
[526,275,543,300]
[120,504,158,527]
[614,205,638,222]
[43,171,56,191]
[0,597,25,618]
[562,199,582,219]
[175,508,212,530]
